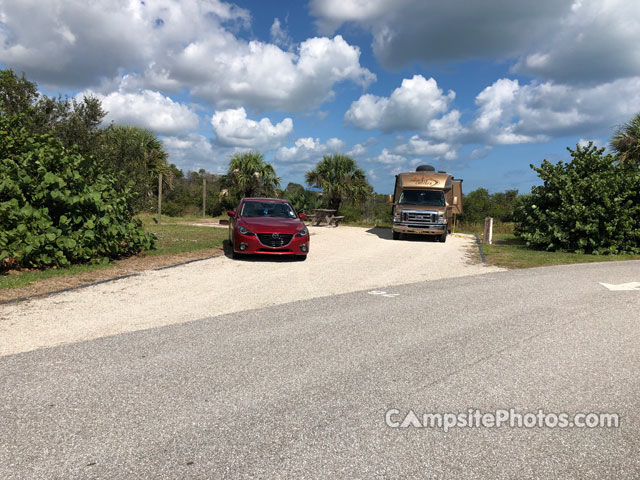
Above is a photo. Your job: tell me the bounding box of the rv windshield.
[398,189,445,206]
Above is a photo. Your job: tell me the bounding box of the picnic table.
[310,209,345,227]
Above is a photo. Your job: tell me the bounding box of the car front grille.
[403,211,438,223]
[257,233,293,248]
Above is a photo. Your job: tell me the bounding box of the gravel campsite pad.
[0,226,501,356]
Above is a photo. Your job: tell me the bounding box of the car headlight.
[295,227,308,237]
[393,215,401,223]
[438,213,446,224]
[237,225,255,236]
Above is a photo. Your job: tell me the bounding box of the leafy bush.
[339,203,364,223]
[459,188,520,224]
[284,188,322,214]
[515,143,640,254]
[0,113,155,271]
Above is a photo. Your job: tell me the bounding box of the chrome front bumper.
[393,223,446,235]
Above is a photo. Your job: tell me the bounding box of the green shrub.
[0,113,155,271]
[284,188,322,214]
[458,188,520,224]
[339,204,364,223]
[515,143,640,254]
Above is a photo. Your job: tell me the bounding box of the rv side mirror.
[454,196,458,204]
[386,194,393,204]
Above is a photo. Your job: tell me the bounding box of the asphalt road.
[0,228,495,357]
[1,260,639,479]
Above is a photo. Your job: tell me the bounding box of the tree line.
[2,67,638,272]
[0,69,159,270]
[0,69,172,212]
[159,152,375,219]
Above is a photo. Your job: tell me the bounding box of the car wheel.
[392,231,400,240]
[439,230,447,243]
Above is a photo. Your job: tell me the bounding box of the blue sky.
[2,0,640,194]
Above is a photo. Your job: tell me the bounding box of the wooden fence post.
[157,173,162,224]
[483,216,493,244]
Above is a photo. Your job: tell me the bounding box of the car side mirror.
[299,213,308,220]
[386,194,394,204]
[227,210,236,217]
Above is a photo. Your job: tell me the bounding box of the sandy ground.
[0,226,501,356]
[0,249,224,303]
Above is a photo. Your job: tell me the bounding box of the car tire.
[439,230,447,243]
[392,231,400,240]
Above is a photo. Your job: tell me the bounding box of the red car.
[227,198,310,260]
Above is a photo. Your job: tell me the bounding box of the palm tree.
[305,154,371,213]
[99,125,171,211]
[285,188,322,214]
[611,113,640,165]
[227,151,280,199]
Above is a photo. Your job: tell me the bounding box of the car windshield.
[241,201,297,218]
[398,189,445,206]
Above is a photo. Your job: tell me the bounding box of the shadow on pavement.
[365,227,393,240]
[365,227,438,242]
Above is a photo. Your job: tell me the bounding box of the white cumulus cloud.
[311,0,640,85]
[275,137,346,163]
[161,133,226,173]
[373,149,408,165]
[211,108,293,150]
[394,136,457,160]
[0,0,250,88]
[512,0,640,83]
[183,34,375,111]
[345,75,454,132]
[311,0,570,70]
[0,0,374,112]
[81,89,199,135]
[472,77,640,144]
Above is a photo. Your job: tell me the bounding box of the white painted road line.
[368,290,400,298]
[599,282,640,291]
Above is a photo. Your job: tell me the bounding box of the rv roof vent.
[437,170,447,173]
[416,165,435,172]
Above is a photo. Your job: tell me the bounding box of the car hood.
[239,217,305,234]
[396,205,445,214]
